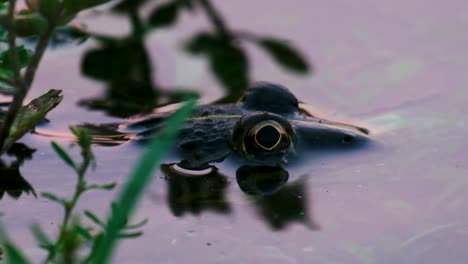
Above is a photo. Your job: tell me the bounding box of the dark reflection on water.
[236,165,289,195]
[237,165,319,231]
[161,164,231,217]
[0,143,36,200]
[160,163,320,231]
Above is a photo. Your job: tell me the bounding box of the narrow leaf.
[123,218,148,230]
[84,210,105,228]
[51,142,77,170]
[117,231,143,239]
[75,225,93,241]
[41,192,67,206]
[90,99,196,263]
[86,182,117,191]
[31,224,53,250]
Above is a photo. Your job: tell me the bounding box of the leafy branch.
[0,0,115,154]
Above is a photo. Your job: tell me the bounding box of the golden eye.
[245,120,290,153]
[252,122,283,150]
[231,112,296,163]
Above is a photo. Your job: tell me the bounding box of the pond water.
[2,0,468,263]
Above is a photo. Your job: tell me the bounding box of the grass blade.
[90,99,195,263]
[51,142,77,170]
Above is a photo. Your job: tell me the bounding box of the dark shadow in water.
[237,165,319,231]
[159,162,319,231]
[0,143,36,200]
[161,163,230,217]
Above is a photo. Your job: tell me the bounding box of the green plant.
[0,99,195,263]
[0,0,118,153]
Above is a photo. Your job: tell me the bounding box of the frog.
[112,82,370,170]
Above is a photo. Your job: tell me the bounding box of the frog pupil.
[255,125,281,149]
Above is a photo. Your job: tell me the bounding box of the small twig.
[197,0,233,39]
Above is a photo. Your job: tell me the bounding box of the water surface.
[2,0,468,263]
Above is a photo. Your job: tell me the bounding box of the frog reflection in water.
[116,82,370,169]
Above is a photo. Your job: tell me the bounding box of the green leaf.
[123,218,148,230]
[0,226,32,264]
[117,231,143,239]
[75,225,93,241]
[84,210,105,228]
[0,12,48,37]
[70,127,92,150]
[1,89,63,151]
[51,141,77,170]
[148,2,180,29]
[31,224,54,252]
[258,38,310,74]
[86,182,117,191]
[0,46,33,69]
[89,99,196,263]
[41,192,67,206]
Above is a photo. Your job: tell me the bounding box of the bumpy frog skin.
[117,82,370,170]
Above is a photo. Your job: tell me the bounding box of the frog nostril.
[343,135,353,143]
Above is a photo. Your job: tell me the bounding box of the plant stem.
[43,156,92,264]
[6,0,23,90]
[197,0,232,39]
[0,17,55,153]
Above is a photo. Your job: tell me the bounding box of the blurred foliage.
[79,0,311,116]
[0,0,312,262]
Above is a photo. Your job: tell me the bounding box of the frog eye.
[255,124,281,150]
[245,121,291,153]
[231,112,296,163]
